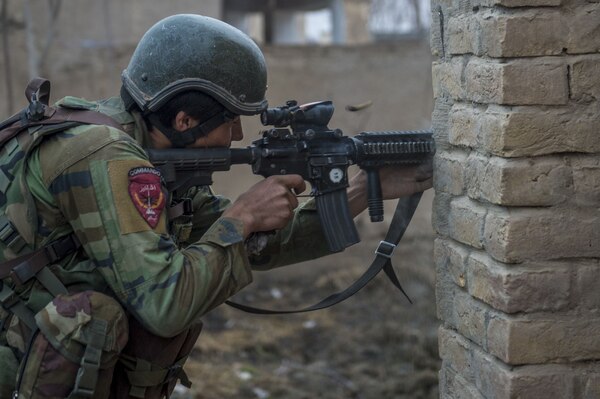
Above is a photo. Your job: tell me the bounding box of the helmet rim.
[121,73,268,116]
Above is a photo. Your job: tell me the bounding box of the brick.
[448,197,487,249]
[430,7,444,58]
[487,315,600,364]
[437,271,492,347]
[466,58,568,105]
[570,56,600,102]
[480,104,600,157]
[463,154,497,201]
[433,58,466,100]
[448,103,481,148]
[567,6,600,54]
[433,150,467,195]
[435,238,470,288]
[467,252,571,313]
[465,154,573,206]
[440,364,485,399]
[448,16,477,55]
[432,98,453,150]
[439,326,476,380]
[464,60,503,103]
[501,59,569,105]
[572,259,600,310]
[478,357,575,398]
[495,157,573,206]
[480,11,567,57]
[432,192,453,237]
[572,155,600,207]
[436,253,458,323]
[484,206,600,263]
[508,367,574,399]
[474,353,513,398]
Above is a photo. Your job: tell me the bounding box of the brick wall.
[431,0,600,396]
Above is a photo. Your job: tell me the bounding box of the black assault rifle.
[147,100,435,253]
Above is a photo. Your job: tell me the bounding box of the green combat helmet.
[121,14,268,116]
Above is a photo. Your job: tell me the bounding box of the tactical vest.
[0,79,200,399]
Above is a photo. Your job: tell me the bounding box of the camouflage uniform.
[0,95,331,398]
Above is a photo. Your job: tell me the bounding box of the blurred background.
[0,1,438,398]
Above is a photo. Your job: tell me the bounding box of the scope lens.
[260,110,270,125]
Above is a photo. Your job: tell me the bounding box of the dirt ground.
[181,188,440,399]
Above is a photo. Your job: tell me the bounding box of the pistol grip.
[316,190,360,253]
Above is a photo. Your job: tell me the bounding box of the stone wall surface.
[432,0,600,396]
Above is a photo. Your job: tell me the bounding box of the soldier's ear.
[173,111,199,132]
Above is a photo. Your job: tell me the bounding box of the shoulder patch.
[127,167,165,228]
[107,159,167,234]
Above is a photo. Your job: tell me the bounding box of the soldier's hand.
[222,175,306,237]
[378,158,433,199]
[347,158,433,217]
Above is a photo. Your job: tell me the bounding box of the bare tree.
[1,0,14,115]
[409,0,422,32]
[369,0,428,38]
[40,0,62,67]
[23,0,62,79]
[23,0,38,78]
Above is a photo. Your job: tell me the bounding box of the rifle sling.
[225,191,423,314]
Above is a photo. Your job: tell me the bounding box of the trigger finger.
[288,190,299,209]
[293,180,306,195]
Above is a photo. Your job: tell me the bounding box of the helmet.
[121,14,268,116]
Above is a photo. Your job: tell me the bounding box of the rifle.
[147,100,434,253]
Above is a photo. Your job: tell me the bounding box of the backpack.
[0,78,200,399]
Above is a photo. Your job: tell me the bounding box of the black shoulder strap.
[0,77,124,149]
[225,192,423,314]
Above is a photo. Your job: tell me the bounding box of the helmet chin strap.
[147,112,232,148]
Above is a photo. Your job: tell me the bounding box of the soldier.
[0,14,432,399]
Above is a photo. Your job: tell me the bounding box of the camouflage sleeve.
[183,186,333,271]
[247,198,333,270]
[29,125,253,338]
[183,186,233,244]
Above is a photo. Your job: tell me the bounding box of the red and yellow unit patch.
[127,167,165,228]
[107,159,167,234]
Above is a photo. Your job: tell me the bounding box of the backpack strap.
[68,319,108,399]
[50,106,123,131]
[118,355,192,398]
[0,281,36,331]
[0,215,28,254]
[0,234,80,296]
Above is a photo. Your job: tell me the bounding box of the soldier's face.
[150,112,244,149]
[187,116,243,148]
